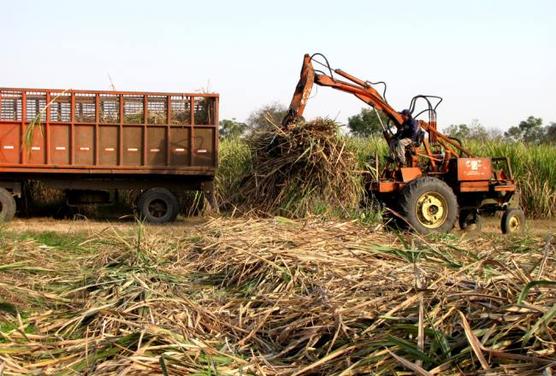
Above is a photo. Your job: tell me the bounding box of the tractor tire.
[137,188,179,224]
[501,208,525,234]
[0,187,16,222]
[459,209,483,232]
[399,177,458,234]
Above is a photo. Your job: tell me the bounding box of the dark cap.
[401,109,411,116]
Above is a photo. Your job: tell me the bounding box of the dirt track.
[4,215,554,239]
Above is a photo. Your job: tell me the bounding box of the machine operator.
[389,109,420,166]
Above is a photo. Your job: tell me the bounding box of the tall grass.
[218,136,556,218]
[468,140,556,218]
[345,135,389,170]
[215,137,251,206]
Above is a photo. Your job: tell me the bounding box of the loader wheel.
[459,209,482,232]
[0,187,16,222]
[400,177,458,234]
[501,208,525,234]
[137,188,179,224]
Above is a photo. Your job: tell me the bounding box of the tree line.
[219,105,556,144]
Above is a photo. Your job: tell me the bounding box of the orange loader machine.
[283,53,525,234]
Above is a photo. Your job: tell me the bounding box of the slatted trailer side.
[0,88,219,223]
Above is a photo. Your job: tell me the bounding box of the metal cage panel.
[0,87,219,176]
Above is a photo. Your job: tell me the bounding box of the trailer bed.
[0,88,219,176]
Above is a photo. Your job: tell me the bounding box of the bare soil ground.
[6,215,555,238]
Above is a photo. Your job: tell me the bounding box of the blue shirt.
[399,117,419,140]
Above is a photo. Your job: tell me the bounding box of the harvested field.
[0,218,555,375]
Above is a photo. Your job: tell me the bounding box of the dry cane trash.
[0,218,554,374]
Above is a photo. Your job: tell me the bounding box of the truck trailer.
[0,87,219,223]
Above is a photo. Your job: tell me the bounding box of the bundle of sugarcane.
[238,118,362,217]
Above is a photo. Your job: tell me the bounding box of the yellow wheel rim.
[508,216,521,232]
[415,192,448,229]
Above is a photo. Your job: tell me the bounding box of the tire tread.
[399,177,458,234]
[137,188,179,224]
[0,187,16,222]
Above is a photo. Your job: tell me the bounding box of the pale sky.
[1,0,554,130]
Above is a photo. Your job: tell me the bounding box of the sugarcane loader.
[282,53,525,234]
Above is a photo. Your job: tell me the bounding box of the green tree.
[347,108,388,137]
[504,116,545,143]
[545,122,556,144]
[247,103,288,131]
[444,120,489,141]
[504,126,523,142]
[467,120,489,141]
[444,124,470,139]
[219,118,248,139]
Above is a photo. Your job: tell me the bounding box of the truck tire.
[137,188,179,224]
[0,187,16,222]
[501,208,525,234]
[400,177,458,234]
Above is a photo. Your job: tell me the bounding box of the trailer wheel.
[459,209,482,232]
[0,187,16,222]
[400,177,458,234]
[501,208,525,234]
[137,188,179,224]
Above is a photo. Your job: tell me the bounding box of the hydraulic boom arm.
[282,53,473,159]
[282,54,404,129]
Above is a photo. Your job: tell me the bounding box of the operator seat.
[404,129,425,165]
